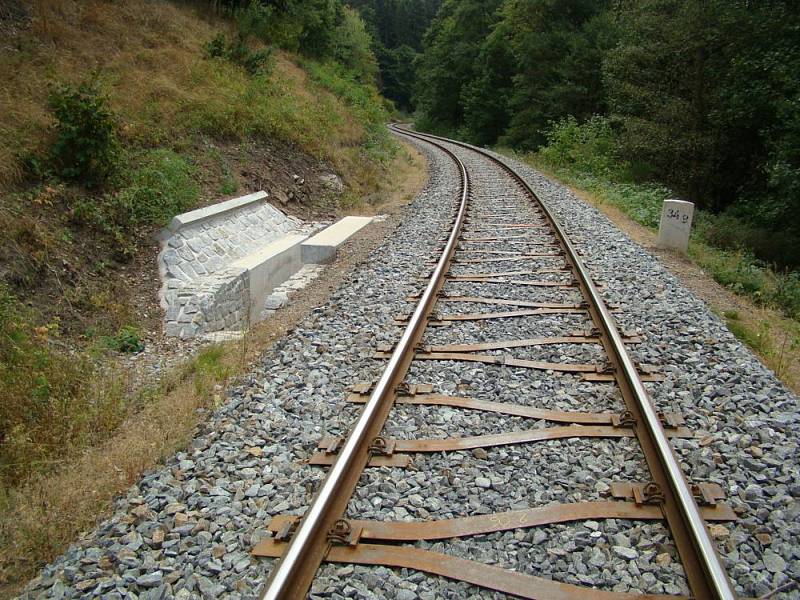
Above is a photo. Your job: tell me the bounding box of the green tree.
[604,0,726,204]
[48,79,120,187]
[332,6,379,83]
[414,0,503,132]
[348,0,442,110]
[499,0,616,149]
[377,44,418,111]
[208,0,345,58]
[460,20,516,145]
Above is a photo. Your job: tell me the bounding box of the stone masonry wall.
[160,201,302,284]
[159,198,306,338]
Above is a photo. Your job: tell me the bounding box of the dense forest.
[411,0,799,273]
[347,0,441,110]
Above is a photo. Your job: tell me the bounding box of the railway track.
[253,127,738,599]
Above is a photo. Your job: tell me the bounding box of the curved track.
[256,127,738,599]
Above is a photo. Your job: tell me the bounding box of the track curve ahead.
[256,126,738,600]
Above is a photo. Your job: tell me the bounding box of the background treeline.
[346,0,442,111]
[412,0,800,275]
[201,0,379,82]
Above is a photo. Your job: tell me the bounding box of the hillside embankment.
[0,1,427,592]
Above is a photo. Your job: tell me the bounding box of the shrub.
[72,149,198,256]
[772,272,800,320]
[205,32,274,75]
[204,33,227,58]
[101,326,144,353]
[537,115,626,179]
[112,149,198,227]
[47,79,120,187]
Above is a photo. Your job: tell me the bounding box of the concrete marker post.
[658,199,694,253]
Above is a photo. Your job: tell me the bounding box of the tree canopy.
[411,0,800,240]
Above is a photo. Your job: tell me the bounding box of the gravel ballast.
[22,132,799,600]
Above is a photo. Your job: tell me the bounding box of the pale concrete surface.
[301,216,373,263]
[657,199,694,253]
[167,191,268,231]
[231,233,307,322]
[158,191,312,337]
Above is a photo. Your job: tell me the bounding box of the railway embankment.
[21,130,799,599]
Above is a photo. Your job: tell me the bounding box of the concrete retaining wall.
[160,192,303,285]
[231,233,307,323]
[158,193,375,339]
[158,192,313,338]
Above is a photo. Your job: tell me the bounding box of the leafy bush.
[700,211,800,271]
[47,80,120,187]
[205,32,274,75]
[204,33,227,58]
[204,3,283,76]
[772,272,800,320]
[72,149,198,256]
[114,149,199,226]
[538,116,626,179]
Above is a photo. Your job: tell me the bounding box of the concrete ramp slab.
[301,216,373,264]
[231,233,308,322]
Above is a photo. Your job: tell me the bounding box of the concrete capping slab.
[301,216,373,264]
[167,191,268,232]
[232,233,308,322]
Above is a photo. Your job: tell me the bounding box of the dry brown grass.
[1,0,397,221]
[0,349,232,596]
[1,0,221,186]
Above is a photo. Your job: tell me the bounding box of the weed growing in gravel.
[100,326,144,354]
[188,346,233,397]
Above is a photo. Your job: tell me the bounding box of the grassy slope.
[0,0,423,590]
[0,1,392,193]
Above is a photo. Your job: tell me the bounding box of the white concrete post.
[657,199,694,253]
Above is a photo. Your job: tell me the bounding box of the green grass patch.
[724,315,770,354]
[188,345,233,397]
[99,326,144,354]
[72,148,198,256]
[302,60,396,162]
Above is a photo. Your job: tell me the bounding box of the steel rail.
[399,126,736,600]
[258,131,471,600]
